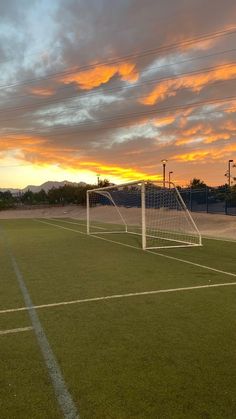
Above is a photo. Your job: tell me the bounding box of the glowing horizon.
[0,1,236,190]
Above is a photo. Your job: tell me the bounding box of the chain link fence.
[180,187,236,216]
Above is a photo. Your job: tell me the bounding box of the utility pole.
[161,159,167,188]
[97,174,100,187]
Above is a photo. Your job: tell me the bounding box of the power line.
[0,76,235,127]
[1,60,236,118]
[0,45,62,67]
[0,26,236,91]
[1,46,236,107]
[0,0,207,69]
[1,95,236,139]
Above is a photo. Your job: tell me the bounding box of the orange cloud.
[173,143,236,162]
[175,119,236,145]
[223,120,236,131]
[140,63,236,105]
[0,134,161,181]
[204,133,230,143]
[176,132,230,146]
[0,134,46,148]
[0,135,79,167]
[61,62,138,90]
[152,115,176,126]
[30,87,55,96]
[175,138,202,146]
[141,83,173,106]
[76,161,161,181]
[225,102,236,113]
[178,123,205,138]
[173,150,210,161]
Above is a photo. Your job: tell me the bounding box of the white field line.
[0,326,33,335]
[1,226,79,419]
[37,219,236,278]
[52,218,106,230]
[45,218,236,243]
[147,249,236,277]
[1,282,236,315]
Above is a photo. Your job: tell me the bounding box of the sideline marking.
[1,281,236,315]
[38,219,236,278]
[0,326,33,335]
[1,228,79,419]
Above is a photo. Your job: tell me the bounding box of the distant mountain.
[22,180,87,193]
[0,188,21,194]
[0,180,87,194]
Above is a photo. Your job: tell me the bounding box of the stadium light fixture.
[161,159,168,188]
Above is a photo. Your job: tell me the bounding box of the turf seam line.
[37,218,236,278]
[1,228,79,419]
[0,326,33,335]
[1,281,236,315]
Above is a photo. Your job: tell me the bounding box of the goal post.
[141,181,146,250]
[86,180,202,249]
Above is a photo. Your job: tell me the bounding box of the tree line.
[0,178,235,210]
[0,179,111,210]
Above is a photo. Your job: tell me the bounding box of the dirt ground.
[0,205,235,240]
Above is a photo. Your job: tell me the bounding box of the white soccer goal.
[86,180,202,250]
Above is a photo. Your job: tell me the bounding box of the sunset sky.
[1,0,236,188]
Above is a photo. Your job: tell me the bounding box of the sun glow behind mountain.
[1,1,236,188]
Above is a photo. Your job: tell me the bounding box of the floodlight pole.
[161,159,168,188]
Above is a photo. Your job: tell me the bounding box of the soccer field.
[1,218,236,419]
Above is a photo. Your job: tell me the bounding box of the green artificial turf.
[0,218,236,418]
[40,289,236,419]
[0,232,27,310]
[0,332,62,418]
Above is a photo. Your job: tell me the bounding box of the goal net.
[87,180,202,249]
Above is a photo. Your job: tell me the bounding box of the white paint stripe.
[147,250,236,277]
[37,219,236,278]
[1,227,79,419]
[56,223,236,242]
[0,326,33,335]
[52,218,106,230]
[1,281,236,316]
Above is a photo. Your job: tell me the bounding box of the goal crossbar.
[87,180,202,250]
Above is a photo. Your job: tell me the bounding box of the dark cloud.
[0,0,236,185]
[0,0,33,22]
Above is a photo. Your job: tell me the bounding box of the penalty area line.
[1,281,236,316]
[0,326,33,336]
[37,218,236,279]
[51,218,106,230]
